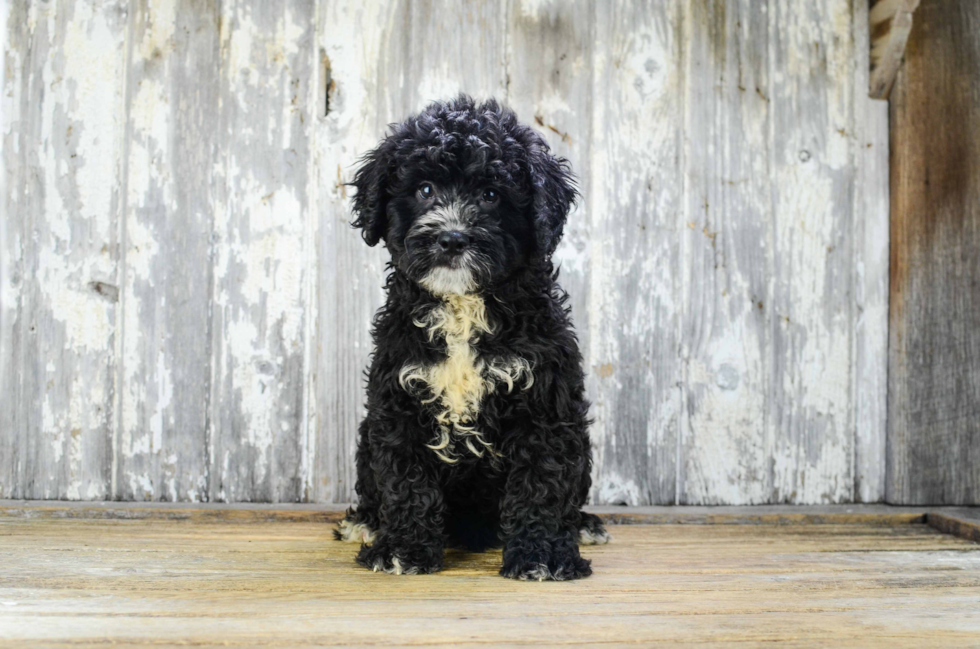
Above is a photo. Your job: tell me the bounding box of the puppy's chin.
[419,266,477,296]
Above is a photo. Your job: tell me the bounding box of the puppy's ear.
[350,139,395,247]
[528,142,578,257]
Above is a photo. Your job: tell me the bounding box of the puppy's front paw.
[500,545,593,581]
[356,541,442,576]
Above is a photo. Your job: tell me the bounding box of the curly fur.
[337,95,605,581]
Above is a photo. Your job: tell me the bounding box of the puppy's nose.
[437,230,470,254]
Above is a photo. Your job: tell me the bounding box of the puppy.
[335,95,608,581]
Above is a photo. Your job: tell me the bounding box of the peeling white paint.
[39,251,113,351]
[517,0,564,21]
[596,473,643,506]
[150,351,173,453]
[0,1,127,500]
[138,0,176,60]
[586,2,683,505]
[684,319,768,504]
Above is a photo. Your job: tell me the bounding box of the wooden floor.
[2,508,980,647]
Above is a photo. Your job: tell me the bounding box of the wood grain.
[888,0,980,505]
[0,516,978,645]
[928,510,980,544]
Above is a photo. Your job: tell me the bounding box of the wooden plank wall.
[1,0,889,505]
[887,0,980,505]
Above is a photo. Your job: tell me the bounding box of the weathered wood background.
[887,0,980,505]
[1,0,892,504]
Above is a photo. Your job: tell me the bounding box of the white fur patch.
[578,527,611,545]
[399,294,533,464]
[518,564,554,582]
[336,519,376,544]
[420,265,476,296]
[372,556,420,575]
[416,201,468,231]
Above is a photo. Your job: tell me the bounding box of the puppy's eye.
[418,183,435,200]
[481,188,499,204]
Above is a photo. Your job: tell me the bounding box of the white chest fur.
[398,294,532,463]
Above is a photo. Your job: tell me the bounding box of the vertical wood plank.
[852,0,890,504]
[208,1,316,503]
[852,101,890,503]
[0,0,18,499]
[313,0,509,503]
[586,1,684,505]
[1,0,127,499]
[0,0,6,229]
[768,0,856,503]
[887,0,980,505]
[115,0,219,501]
[678,0,773,504]
[505,0,594,421]
[312,0,394,504]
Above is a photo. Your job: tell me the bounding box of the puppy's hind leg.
[334,420,381,544]
[577,512,611,545]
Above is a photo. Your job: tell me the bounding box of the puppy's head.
[350,95,577,296]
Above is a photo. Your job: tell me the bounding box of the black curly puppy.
[334,95,608,581]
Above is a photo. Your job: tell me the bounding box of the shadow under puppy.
[335,95,608,581]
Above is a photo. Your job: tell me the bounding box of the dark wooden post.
[888,0,980,504]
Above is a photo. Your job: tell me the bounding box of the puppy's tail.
[333,507,377,544]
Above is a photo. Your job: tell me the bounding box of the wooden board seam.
[6,502,975,531]
[926,512,980,544]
